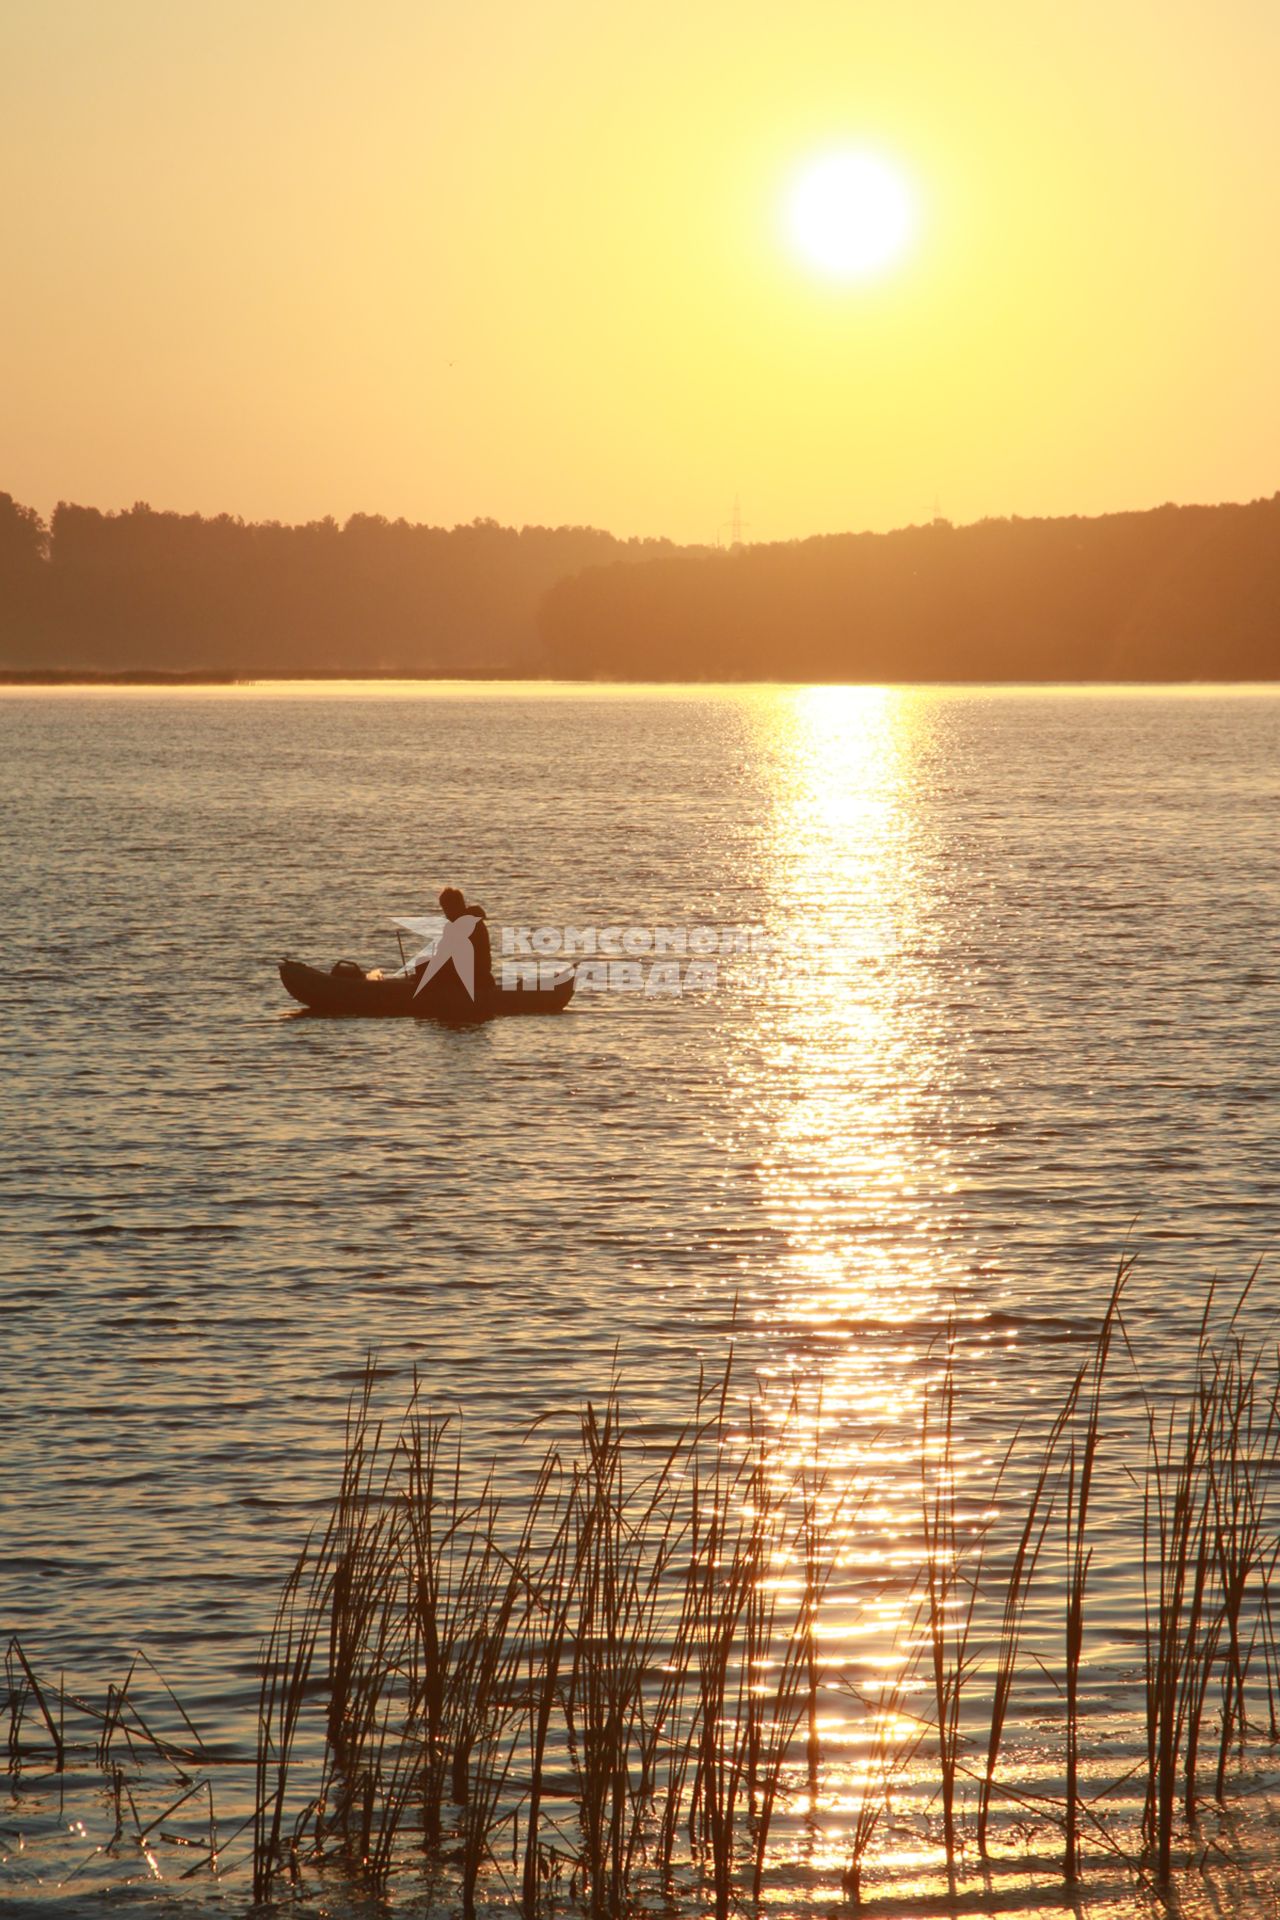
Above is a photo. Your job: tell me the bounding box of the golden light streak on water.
[734,684,971,1465]
[720,688,990,1848]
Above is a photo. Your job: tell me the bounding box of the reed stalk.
[1062,1258,1130,1879]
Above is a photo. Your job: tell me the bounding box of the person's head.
[438,886,466,921]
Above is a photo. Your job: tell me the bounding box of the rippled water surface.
[2,683,1278,1912]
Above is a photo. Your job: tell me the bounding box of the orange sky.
[1,0,1277,544]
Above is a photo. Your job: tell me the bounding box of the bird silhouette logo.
[393,914,481,1000]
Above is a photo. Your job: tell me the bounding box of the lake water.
[2,682,1278,1914]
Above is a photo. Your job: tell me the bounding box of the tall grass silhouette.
[12,1266,1279,1914]
[244,1270,1280,1912]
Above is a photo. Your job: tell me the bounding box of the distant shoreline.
[3,668,1279,688]
[0,666,529,686]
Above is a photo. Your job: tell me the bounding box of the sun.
[785,151,917,281]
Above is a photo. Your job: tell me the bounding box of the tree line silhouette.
[2,488,1278,678]
[540,496,1280,680]
[0,494,682,674]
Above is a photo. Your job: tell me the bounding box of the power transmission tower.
[720,494,750,548]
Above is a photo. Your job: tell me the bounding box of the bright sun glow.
[785,151,917,281]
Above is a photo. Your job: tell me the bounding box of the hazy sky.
[2,0,1277,543]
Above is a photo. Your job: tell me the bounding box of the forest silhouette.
[0,496,682,675]
[540,496,1280,680]
[2,489,1278,680]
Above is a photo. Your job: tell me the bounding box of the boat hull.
[279,958,574,1020]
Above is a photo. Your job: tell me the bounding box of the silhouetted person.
[413,886,494,1017]
[442,886,495,997]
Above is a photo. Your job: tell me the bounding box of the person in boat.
[449,889,494,994]
[413,886,494,1014]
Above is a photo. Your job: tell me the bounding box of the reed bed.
[251,1357,844,1916]
[247,1268,1280,1915]
[9,1266,1280,1915]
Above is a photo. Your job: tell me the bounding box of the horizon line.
[6,483,1280,553]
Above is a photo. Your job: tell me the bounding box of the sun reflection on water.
[725,687,981,1836]
[737,684,966,1369]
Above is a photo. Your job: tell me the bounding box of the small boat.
[279,957,575,1020]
